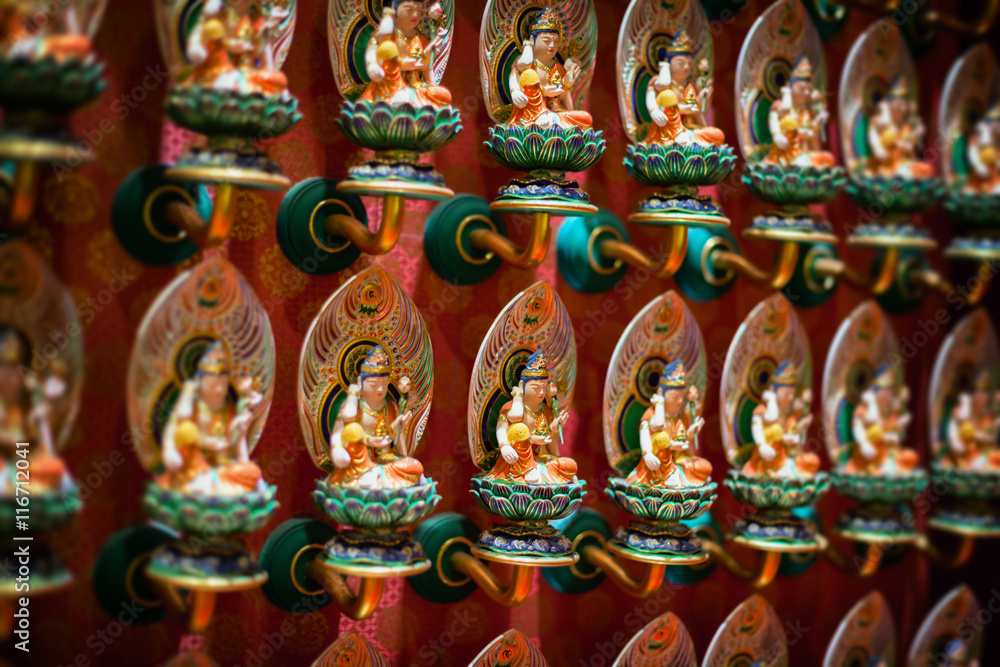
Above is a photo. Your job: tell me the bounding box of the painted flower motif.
[0,55,104,113]
[469,476,586,522]
[142,482,278,537]
[625,142,736,188]
[847,174,944,216]
[485,124,605,173]
[258,243,308,299]
[338,100,462,153]
[231,192,269,241]
[743,162,846,205]
[931,465,1000,500]
[165,87,301,138]
[312,479,440,530]
[43,174,100,227]
[723,470,830,510]
[944,190,1000,226]
[605,478,717,523]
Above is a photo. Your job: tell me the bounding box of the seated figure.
[764,57,835,168]
[484,350,577,484]
[505,6,592,130]
[328,346,424,489]
[741,360,821,479]
[847,364,919,475]
[945,369,1000,471]
[360,0,452,107]
[865,75,934,179]
[964,103,1000,195]
[642,30,724,148]
[626,360,712,488]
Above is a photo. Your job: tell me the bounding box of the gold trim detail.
[437,537,474,587]
[456,215,497,265]
[143,185,194,243]
[569,530,607,579]
[310,199,355,253]
[701,236,736,286]
[290,543,327,596]
[587,225,624,275]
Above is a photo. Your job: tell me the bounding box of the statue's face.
[774,385,796,412]
[661,387,685,414]
[790,80,810,107]
[0,365,23,404]
[522,379,547,403]
[395,1,424,33]
[669,55,691,85]
[198,372,230,411]
[533,32,558,61]
[888,96,907,123]
[875,387,893,413]
[362,376,389,401]
[972,388,990,414]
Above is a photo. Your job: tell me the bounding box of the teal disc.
[876,248,929,315]
[673,225,737,303]
[784,242,838,308]
[423,194,506,285]
[557,209,629,294]
[777,506,821,577]
[664,512,719,585]
[276,177,368,275]
[803,0,848,40]
[258,518,337,613]
[542,508,611,594]
[91,523,176,625]
[112,165,210,266]
[408,513,479,604]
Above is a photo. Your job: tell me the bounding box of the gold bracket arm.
[815,535,884,577]
[324,193,406,256]
[304,559,385,621]
[449,552,535,607]
[469,212,551,270]
[711,242,800,290]
[908,263,993,307]
[812,247,900,295]
[915,533,976,569]
[5,161,40,229]
[598,226,689,280]
[146,580,218,635]
[702,540,783,589]
[160,183,239,250]
[579,545,666,598]
[922,0,999,35]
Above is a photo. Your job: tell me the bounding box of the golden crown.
[887,74,909,99]
[790,57,812,82]
[360,345,391,376]
[530,7,561,36]
[771,360,798,386]
[197,341,230,375]
[872,364,895,389]
[667,30,693,57]
[521,350,548,379]
[659,360,687,389]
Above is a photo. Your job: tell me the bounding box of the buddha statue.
[484,350,577,484]
[964,103,1000,195]
[764,57,835,168]
[847,364,919,475]
[625,360,712,488]
[642,29,724,147]
[945,369,1000,471]
[741,360,820,479]
[328,345,424,489]
[505,6,592,130]
[361,0,452,108]
[158,341,264,495]
[866,74,934,179]
[1,0,91,60]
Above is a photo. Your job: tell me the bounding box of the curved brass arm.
[450,552,535,607]
[816,535,884,577]
[812,247,900,295]
[915,533,976,569]
[149,584,217,635]
[922,0,999,35]
[711,242,800,290]
[324,193,406,256]
[305,559,385,621]
[469,212,551,270]
[598,226,689,280]
[701,540,783,589]
[161,183,240,250]
[5,162,39,228]
[579,545,666,598]
[908,263,993,307]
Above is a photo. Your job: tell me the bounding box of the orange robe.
[625,417,712,487]
[642,105,686,145]
[507,63,592,130]
[674,83,725,147]
[182,39,237,88]
[398,33,452,107]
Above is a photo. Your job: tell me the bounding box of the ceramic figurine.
[938,44,1000,250]
[907,586,984,667]
[470,629,549,667]
[301,266,438,571]
[618,0,735,225]
[0,241,83,595]
[127,256,277,588]
[155,0,299,181]
[822,301,927,542]
[720,293,828,549]
[330,0,460,194]
[838,20,943,248]
[468,281,584,560]
[481,1,604,212]
[702,594,788,667]
[614,611,698,667]
[736,0,843,243]
[311,632,389,667]
[823,591,896,667]
[928,309,1000,535]
[603,291,716,562]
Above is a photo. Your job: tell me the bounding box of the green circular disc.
[112,165,210,266]
[423,194,506,285]
[408,512,480,604]
[778,506,822,577]
[673,225,737,303]
[542,508,611,593]
[784,242,838,308]
[276,177,369,275]
[664,511,720,586]
[557,209,629,294]
[91,523,176,625]
[900,6,937,59]
[259,518,337,613]
[876,248,929,315]
[802,0,848,41]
